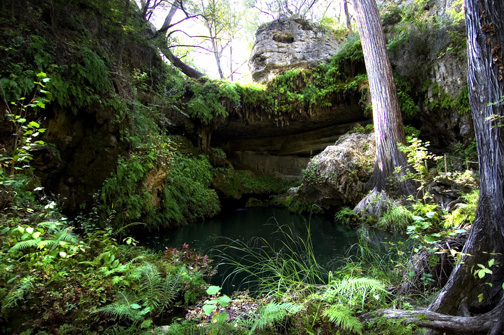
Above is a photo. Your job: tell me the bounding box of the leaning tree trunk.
[427,0,504,333]
[353,0,416,215]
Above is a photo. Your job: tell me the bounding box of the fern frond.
[165,321,202,335]
[54,227,79,245]
[323,304,362,334]
[137,262,162,311]
[324,277,386,302]
[93,291,141,322]
[246,302,301,334]
[1,275,35,312]
[9,240,40,253]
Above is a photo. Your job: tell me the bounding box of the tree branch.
[158,45,205,78]
[168,44,215,53]
[166,29,215,40]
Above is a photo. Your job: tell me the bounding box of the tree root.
[361,299,504,334]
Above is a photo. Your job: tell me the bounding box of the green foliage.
[323,304,363,334]
[403,125,421,138]
[396,79,419,117]
[101,147,220,231]
[95,262,181,323]
[427,83,470,115]
[213,169,296,200]
[215,223,391,334]
[0,193,209,334]
[363,318,416,335]
[377,205,413,233]
[245,302,302,334]
[162,152,220,224]
[187,79,240,124]
[219,222,326,297]
[444,189,478,228]
[398,137,441,199]
[0,72,50,207]
[283,195,323,215]
[334,207,361,225]
[349,123,374,134]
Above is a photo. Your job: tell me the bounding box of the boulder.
[294,132,376,209]
[249,17,341,83]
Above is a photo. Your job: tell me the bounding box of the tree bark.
[159,45,205,78]
[352,0,416,214]
[426,0,504,332]
[362,303,504,334]
[343,0,352,32]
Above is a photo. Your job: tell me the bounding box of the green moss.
[284,195,323,215]
[187,79,240,124]
[100,140,220,230]
[213,169,297,200]
[427,83,470,115]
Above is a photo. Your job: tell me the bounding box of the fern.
[9,239,41,253]
[165,321,201,335]
[1,275,34,313]
[136,262,179,313]
[53,227,79,245]
[321,277,387,312]
[324,277,386,300]
[243,302,301,334]
[323,304,363,334]
[94,291,141,322]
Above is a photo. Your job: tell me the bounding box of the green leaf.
[27,121,40,128]
[37,72,47,77]
[140,318,153,329]
[218,295,231,307]
[412,215,424,222]
[424,235,440,243]
[206,285,221,295]
[140,307,151,315]
[130,303,142,310]
[203,304,215,315]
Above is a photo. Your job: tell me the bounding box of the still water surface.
[144,207,394,293]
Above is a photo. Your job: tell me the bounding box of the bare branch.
[166,29,214,40]
[252,5,276,20]
[168,44,215,53]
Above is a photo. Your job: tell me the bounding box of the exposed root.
[361,296,504,335]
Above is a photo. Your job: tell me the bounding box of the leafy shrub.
[162,153,220,225]
[335,207,361,225]
[101,149,220,230]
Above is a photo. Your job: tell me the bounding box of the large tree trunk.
[427,1,504,333]
[352,0,416,214]
[343,0,352,32]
